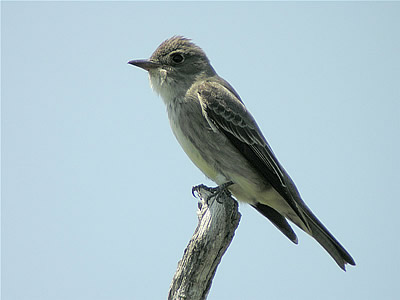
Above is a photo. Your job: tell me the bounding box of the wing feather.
[197,80,309,228]
[196,80,355,269]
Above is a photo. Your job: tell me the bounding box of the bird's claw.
[192,181,234,204]
[192,184,206,197]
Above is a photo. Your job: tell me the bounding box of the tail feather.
[303,208,356,271]
[253,199,356,270]
[252,203,298,244]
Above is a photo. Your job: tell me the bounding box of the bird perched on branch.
[129,36,355,271]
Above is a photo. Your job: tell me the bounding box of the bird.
[128,36,356,270]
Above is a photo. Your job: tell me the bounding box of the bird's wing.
[197,80,357,270]
[197,80,309,229]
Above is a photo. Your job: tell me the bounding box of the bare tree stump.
[168,184,241,300]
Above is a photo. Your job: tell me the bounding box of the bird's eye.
[172,53,184,63]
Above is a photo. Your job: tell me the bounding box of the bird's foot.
[192,181,234,204]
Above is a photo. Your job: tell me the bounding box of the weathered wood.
[168,185,241,300]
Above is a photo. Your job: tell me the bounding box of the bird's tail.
[302,207,356,271]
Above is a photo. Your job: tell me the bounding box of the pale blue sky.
[2,2,400,300]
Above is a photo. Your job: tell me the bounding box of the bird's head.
[129,36,216,102]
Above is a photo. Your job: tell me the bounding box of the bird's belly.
[170,117,222,182]
[170,117,267,200]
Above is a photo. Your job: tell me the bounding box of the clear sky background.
[2,2,400,300]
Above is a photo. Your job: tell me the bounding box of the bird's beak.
[128,59,160,71]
